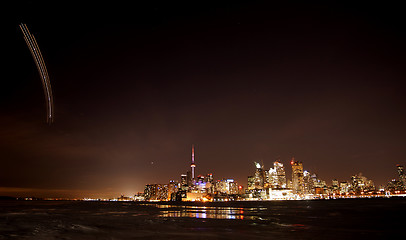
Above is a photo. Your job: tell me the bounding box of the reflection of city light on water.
[195,212,206,219]
[159,206,248,220]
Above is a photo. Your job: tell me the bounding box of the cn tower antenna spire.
[192,144,194,163]
[191,144,196,181]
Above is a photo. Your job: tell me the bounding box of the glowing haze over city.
[4,1,406,199]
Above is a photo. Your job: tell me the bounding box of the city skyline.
[143,145,405,201]
[3,143,404,199]
[157,146,404,188]
[4,1,406,198]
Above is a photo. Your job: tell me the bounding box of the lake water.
[1,198,405,239]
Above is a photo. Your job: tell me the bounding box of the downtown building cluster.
[142,146,406,201]
[247,158,377,200]
[143,145,244,202]
[386,165,406,193]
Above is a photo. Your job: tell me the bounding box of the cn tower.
[191,144,196,182]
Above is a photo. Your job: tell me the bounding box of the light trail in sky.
[19,23,54,124]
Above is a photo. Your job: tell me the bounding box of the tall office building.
[268,160,287,189]
[331,179,339,193]
[340,182,350,194]
[168,181,179,201]
[214,178,238,195]
[351,173,375,193]
[186,171,192,187]
[397,165,406,188]
[206,173,214,183]
[268,167,277,188]
[144,184,157,201]
[254,162,266,189]
[291,158,304,194]
[274,160,287,188]
[144,184,169,201]
[247,175,255,190]
[180,174,188,188]
[386,165,406,192]
[303,170,313,194]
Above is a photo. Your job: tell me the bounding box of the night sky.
[5,1,406,198]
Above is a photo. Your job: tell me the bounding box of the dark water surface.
[1,198,405,239]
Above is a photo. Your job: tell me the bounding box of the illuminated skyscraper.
[229,180,239,195]
[397,165,406,189]
[307,173,327,194]
[144,184,157,201]
[332,179,339,193]
[274,160,287,188]
[340,182,350,194]
[206,173,214,183]
[303,170,312,194]
[168,180,179,201]
[186,171,192,186]
[214,178,239,195]
[254,162,266,189]
[386,165,406,192]
[351,173,375,193]
[180,174,187,185]
[268,167,277,188]
[247,175,255,190]
[291,158,304,194]
[144,184,169,201]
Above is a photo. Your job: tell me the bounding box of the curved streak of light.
[19,23,54,124]
[20,24,53,122]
